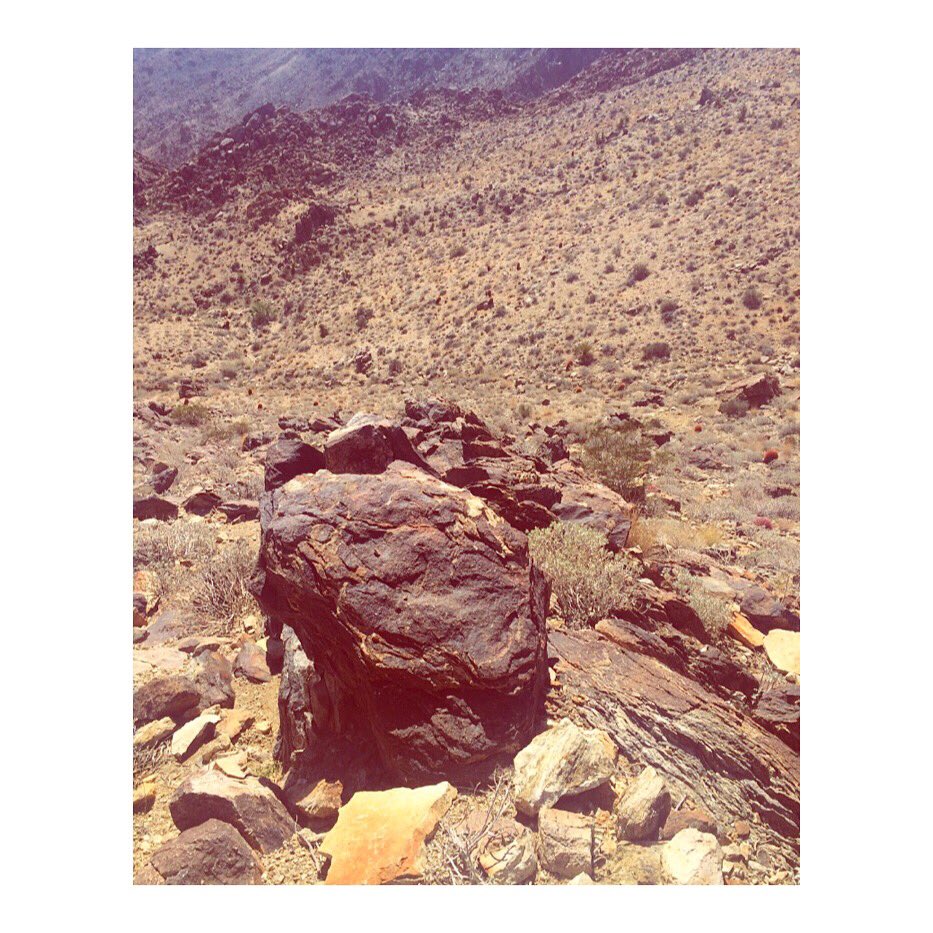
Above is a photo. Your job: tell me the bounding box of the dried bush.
[580,421,651,497]
[170,402,212,426]
[643,341,671,361]
[528,522,638,627]
[191,541,257,623]
[133,521,214,570]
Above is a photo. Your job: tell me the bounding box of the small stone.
[171,711,220,760]
[616,765,671,841]
[735,819,751,839]
[235,642,271,683]
[661,828,723,885]
[567,872,594,884]
[286,777,344,823]
[134,782,157,813]
[513,718,616,815]
[255,720,272,735]
[538,808,594,879]
[216,708,254,742]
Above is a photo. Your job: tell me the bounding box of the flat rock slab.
[171,711,220,760]
[764,630,800,676]
[513,717,616,815]
[148,819,263,885]
[133,674,199,725]
[320,782,457,885]
[170,769,294,854]
[549,628,800,846]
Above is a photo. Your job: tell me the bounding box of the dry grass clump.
[170,402,212,426]
[629,516,725,553]
[134,521,214,569]
[670,568,733,637]
[191,540,257,624]
[528,522,638,627]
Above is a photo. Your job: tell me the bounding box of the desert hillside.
[133,47,800,886]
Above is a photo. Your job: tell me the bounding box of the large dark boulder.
[133,675,200,726]
[264,438,324,491]
[148,819,262,885]
[253,461,550,783]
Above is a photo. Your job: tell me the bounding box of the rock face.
[616,765,671,842]
[512,718,617,815]
[169,770,294,853]
[661,828,723,885]
[274,626,315,767]
[550,627,800,845]
[320,783,457,885]
[148,819,263,885]
[254,461,550,782]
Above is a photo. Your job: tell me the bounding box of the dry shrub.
[133,521,214,569]
[191,541,257,624]
[528,522,638,627]
[629,517,725,553]
[580,421,651,498]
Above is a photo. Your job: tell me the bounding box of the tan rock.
[171,711,220,760]
[567,872,595,884]
[661,828,723,884]
[728,613,765,649]
[213,753,248,779]
[513,718,617,815]
[538,808,594,879]
[133,717,175,751]
[320,782,457,885]
[616,765,671,841]
[763,630,800,676]
[286,777,344,823]
[216,708,254,742]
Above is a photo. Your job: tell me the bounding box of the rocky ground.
[133,47,799,885]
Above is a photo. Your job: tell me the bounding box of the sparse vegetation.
[580,421,651,497]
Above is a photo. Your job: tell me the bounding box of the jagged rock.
[550,628,800,845]
[616,765,671,841]
[322,412,429,475]
[477,819,538,884]
[217,500,260,523]
[170,769,294,853]
[148,819,262,885]
[151,465,178,494]
[133,570,160,626]
[537,808,594,879]
[660,806,718,841]
[242,432,273,452]
[728,613,765,648]
[718,372,781,408]
[171,711,221,760]
[661,828,723,884]
[133,675,200,726]
[753,684,800,752]
[285,777,343,824]
[274,627,315,766]
[183,488,222,516]
[763,630,800,677]
[740,585,799,633]
[264,437,324,491]
[133,495,178,522]
[254,462,549,782]
[320,783,457,885]
[234,642,271,683]
[512,718,616,816]
[216,708,255,743]
[193,651,235,711]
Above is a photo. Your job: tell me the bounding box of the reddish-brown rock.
[149,819,263,884]
[254,461,549,782]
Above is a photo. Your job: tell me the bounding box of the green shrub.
[528,523,638,627]
[580,421,651,497]
[170,402,211,426]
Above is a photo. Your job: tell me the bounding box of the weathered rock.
[322,413,430,475]
[567,872,595,884]
[274,627,315,766]
[763,630,800,677]
[195,651,235,710]
[151,465,178,494]
[609,843,664,884]
[719,373,781,409]
[616,765,671,841]
[216,708,254,743]
[661,828,723,884]
[133,495,178,522]
[234,642,271,683]
[133,570,160,626]
[550,628,800,846]
[740,586,799,633]
[217,500,260,523]
[171,711,221,760]
[284,777,344,824]
[170,770,294,853]
[133,675,200,726]
[728,613,765,648]
[254,462,549,782]
[133,716,176,751]
[320,783,457,885]
[477,821,538,884]
[513,718,617,815]
[149,819,262,885]
[537,808,594,879]
[134,782,157,813]
[660,806,718,841]
[753,684,800,752]
[264,437,324,491]
[183,488,222,516]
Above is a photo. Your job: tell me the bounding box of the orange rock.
[321,782,457,885]
[728,614,765,649]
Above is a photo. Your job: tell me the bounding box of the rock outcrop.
[254,461,549,782]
